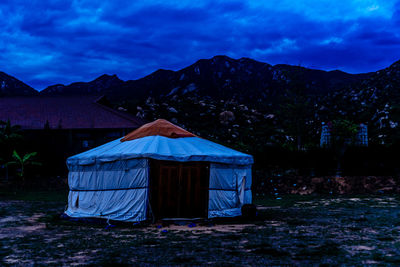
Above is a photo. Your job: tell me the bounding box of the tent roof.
[68,119,253,165]
[121,119,196,141]
[68,136,253,166]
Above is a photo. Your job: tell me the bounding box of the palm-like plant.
[0,120,23,180]
[7,150,42,182]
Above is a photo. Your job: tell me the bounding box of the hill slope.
[0,72,37,96]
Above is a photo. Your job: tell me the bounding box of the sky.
[0,0,399,90]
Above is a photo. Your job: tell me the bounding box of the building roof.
[68,119,253,165]
[0,96,144,129]
[121,119,196,141]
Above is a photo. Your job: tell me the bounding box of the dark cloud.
[0,0,399,90]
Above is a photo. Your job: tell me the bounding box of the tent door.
[149,160,209,219]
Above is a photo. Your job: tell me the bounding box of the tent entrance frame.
[148,159,210,220]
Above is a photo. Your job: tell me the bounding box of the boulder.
[168,107,178,113]
[219,111,235,125]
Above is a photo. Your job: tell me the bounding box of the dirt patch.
[0,212,47,239]
[1,196,400,265]
[158,223,257,233]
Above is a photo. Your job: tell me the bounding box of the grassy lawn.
[1,192,400,265]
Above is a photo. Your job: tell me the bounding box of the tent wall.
[208,163,252,218]
[66,158,149,222]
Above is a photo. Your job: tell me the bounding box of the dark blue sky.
[1,0,400,90]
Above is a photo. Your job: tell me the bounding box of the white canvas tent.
[66,119,253,222]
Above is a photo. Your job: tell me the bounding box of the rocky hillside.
[117,58,400,152]
[3,55,400,151]
[319,60,400,145]
[0,72,37,96]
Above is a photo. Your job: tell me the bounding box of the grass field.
[1,191,400,265]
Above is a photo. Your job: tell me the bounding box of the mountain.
[40,56,370,106]
[6,55,400,149]
[0,72,38,96]
[109,57,400,150]
[41,74,123,95]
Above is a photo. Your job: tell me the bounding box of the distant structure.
[355,123,368,146]
[0,95,145,174]
[320,123,331,147]
[320,122,368,147]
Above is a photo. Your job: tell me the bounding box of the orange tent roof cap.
[121,119,196,142]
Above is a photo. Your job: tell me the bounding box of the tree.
[0,119,23,151]
[279,85,316,151]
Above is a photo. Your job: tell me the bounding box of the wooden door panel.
[150,160,209,219]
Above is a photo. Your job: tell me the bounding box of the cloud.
[0,0,399,90]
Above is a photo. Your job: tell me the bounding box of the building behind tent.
[0,96,144,175]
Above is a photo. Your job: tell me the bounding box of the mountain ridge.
[0,72,38,97]
[3,56,396,98]
[38,55,373,101]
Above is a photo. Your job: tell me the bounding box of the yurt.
[66,119,253,222]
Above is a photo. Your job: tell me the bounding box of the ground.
[1,192,400,266]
